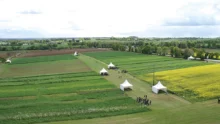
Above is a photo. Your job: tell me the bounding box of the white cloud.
[0,0,220,38]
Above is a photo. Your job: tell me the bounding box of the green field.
[84,51,219,102]
[10,54,76,64]
[0,51,219,124]
[0,59,90,78]
[84,51,210,75]
[0,71,147,124]
[54,53,218,124]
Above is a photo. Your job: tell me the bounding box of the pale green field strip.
[0,59,91,78]
[10,54,76,65]
[0,71,99,86]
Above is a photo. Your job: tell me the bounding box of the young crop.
[0,71,148,124]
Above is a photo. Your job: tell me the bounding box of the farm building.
[152,81,167,94]
[120,79,133,91]
[5,59,11,63]
[100,68,108,75]
[108,62,116,69]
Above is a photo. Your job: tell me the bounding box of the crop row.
[0,75,102,87]
[0,71,148,123]
[0,71,97,82]
[84,51,210,76]
[0,97,148,124]
[10,54,76,64]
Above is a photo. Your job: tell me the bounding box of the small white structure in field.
[74,51,78,56]
[6,59,11,63]
[188,56,194,60]
[100,68,108,75]
[120,79,133,91]
[152,81,167,94]
[108,62,116,69]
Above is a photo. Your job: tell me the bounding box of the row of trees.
[1,39,220,60]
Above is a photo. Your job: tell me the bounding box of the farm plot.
[84,51,210,76]
[19,48,110,57]
[0,53,91,78]
[0,59,90,78]
[140,64,220,102]
[0,71,147,124]
[10,54,76,64]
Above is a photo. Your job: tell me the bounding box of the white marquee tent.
[152,81,167,94]
[108,62,115,69]
[100,68,108,75]
[120,79,133,91]
[74,51,78,56]
[188,56,194,60]
[6,59,11,63]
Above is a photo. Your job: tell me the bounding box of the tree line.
[0,38,220,60]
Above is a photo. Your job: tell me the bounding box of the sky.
[0,0,220,38]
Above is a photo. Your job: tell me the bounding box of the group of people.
[136,95,151,106]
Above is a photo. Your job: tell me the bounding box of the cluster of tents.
[99,62,116,75]
[99,62,167,94]
[99,62,133,91]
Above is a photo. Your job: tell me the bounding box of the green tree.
[174,47,182,58]
[183,48,194,59]
[156,47,162,55]
[142,45,152,54]
[162,46,169,56]
[170,46,175,57]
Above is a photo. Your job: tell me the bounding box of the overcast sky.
[0,0,220,38]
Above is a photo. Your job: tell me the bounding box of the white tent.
[6,59,11,63]
[100,68,108,75]
[188,56,194,60]
[108,62,115,69]
[74,51,78,56]
[120,79,133,91]
[152,81,167,94]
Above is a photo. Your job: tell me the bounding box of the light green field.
[0,59,90,78]
[0,71,148,124]
[84,51,210,76]
[10,54,76,64]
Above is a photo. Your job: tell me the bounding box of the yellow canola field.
[140,64,220,101]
